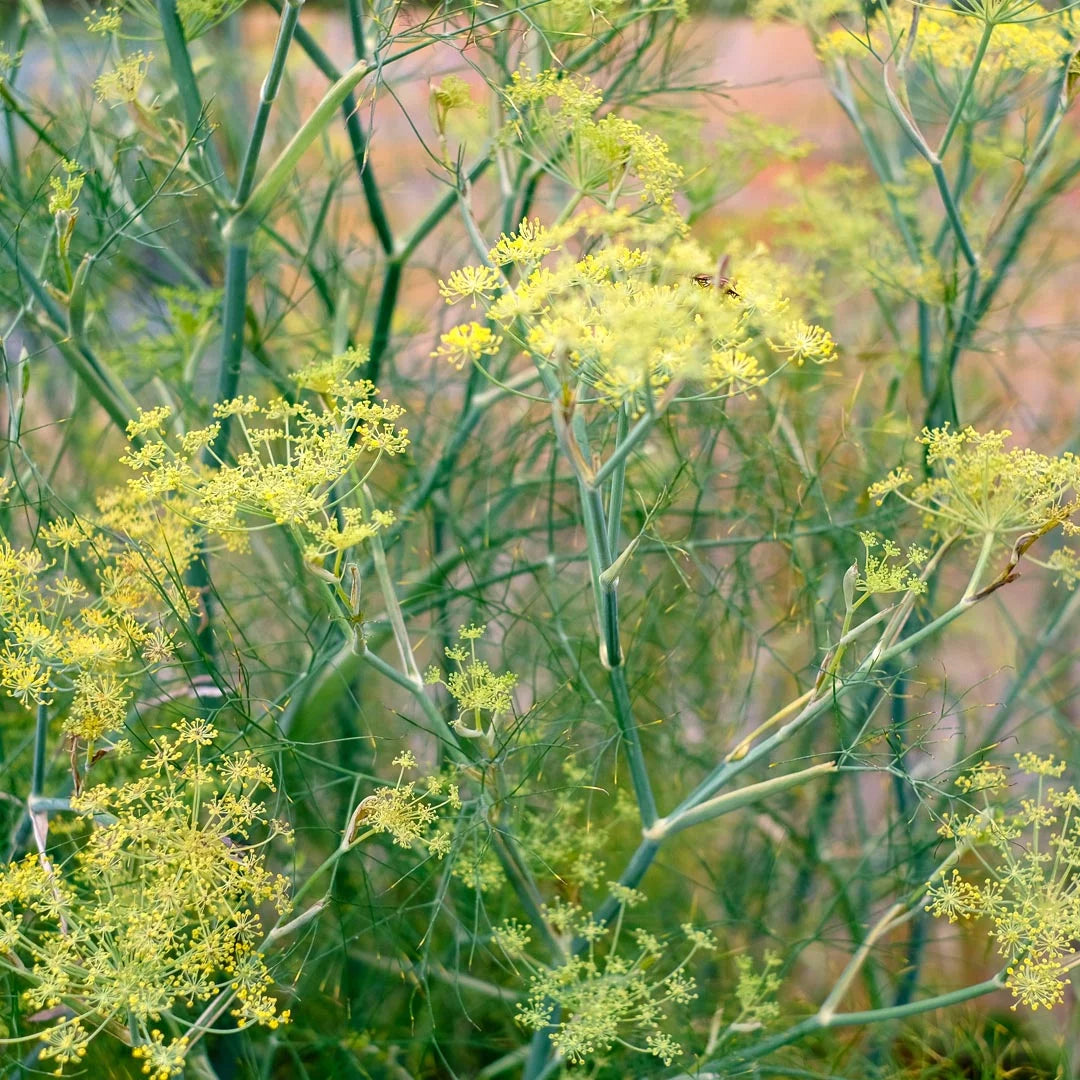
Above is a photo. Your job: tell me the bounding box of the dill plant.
[3,0,1080,1075]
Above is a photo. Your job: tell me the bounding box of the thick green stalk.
[345,0,366,58]
[30,703,47,801]
[648,762,837,841]
[577,470,658,827]
[206,242,249,461]
[605,407,629,557]
[592,410,660,487]
[155,0,227,196]
[226,56,373,243]
[881,70,977,269]
[209,0,303,462]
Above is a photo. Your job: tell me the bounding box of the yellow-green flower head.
[869,426,1080,543]
[819,8,1071,82]
[438,211,836,415]
[500,68,684,219]
[503,895,726,1068]
[0,495,191,753]
[93,51,154,104]
[424,624,518,738]
[0,727,291,1075]
[927,757,1080,1012]
[121,354,407,557]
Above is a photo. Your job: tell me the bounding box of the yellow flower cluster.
[437,211,835,413]
[819,7,1070,77]
[498,892,718,1067]
[84,5,122,33]
[46,160,85,216]
[0,724,291,1075]
[347,752,461,858]
[856,531,928,597]
[424,624,518,739]
[869,427,1080,559]
[501,68,684,216]
[121,352,407,560]
[0,496,191,750]
[93,51,153,104]
[927,755,1080,1011]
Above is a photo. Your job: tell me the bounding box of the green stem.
[650,762,837,841]
[674,535,995,816]
[226,56,373,241]
[235,0,304,207]
[0,76,67,160]
[268,0,394,256]
[155,0,227,196]
[9,248,140,434]
[367,259,401,377]
[937,19,994,158]
[706,974,1005,1072]
[592,410,659,488]
[357,645,459,751]
[30,703,47,800]
[605,407,629,559]
[345,0,366,59]
[207,242,249,461]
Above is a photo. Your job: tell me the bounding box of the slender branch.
[937,18,994,159]
[704,974,1006,1073]
[235,0,305,207]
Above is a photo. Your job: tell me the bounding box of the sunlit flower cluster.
[437,210,835,413]
[501,68,684,215]
[93,51,154,104]
[0,724,291,1075]
[819,6,1071,81]
[121,351,407,561]
[0,500,190,753]
[856,531,928,597]
[927,754,1080,1011]
[869,427,1080,555]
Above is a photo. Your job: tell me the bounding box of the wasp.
[692,254,739,298]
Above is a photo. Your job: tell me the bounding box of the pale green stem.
[605,407,629,559]
[817,841,972,1022]
[937,19,995,158]
[155,0,228,196]
[675,533,996,818]
[700,973,1006,1074]
[235,0,305,207]
[647,762,837,841]
[882,70,978,269]
[364,489,422,685]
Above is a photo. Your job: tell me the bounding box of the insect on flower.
[692,254,740,298]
